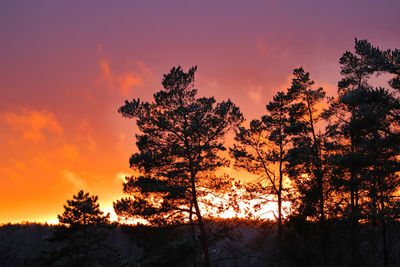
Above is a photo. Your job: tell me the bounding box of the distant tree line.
[56,39,400,267]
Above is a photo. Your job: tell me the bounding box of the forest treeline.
[2,39,400,267]
[111,39,400,266]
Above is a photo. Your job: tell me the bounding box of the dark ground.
[1,219,399,266]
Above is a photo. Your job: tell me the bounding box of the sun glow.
[46,218,59,225]
[107,188,290,225]
[200,190,290,221]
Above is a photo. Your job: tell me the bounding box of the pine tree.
[323,39,377,266]
[284,67,329,266]
[325,39,400,267]
[58,190,109,226]
[285,67,327,222]
[114,66,243,267]
[230,91,290,266]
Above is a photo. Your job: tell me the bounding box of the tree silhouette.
[114,66,243,267]
[230,90,290,266]
[58,190,110,226]
[324,39,400,267]
[285,67,327,222]
[284,67,329,265]
[323,39,380,267]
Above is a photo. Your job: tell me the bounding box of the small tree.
[58,190,110,226]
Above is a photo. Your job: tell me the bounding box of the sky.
[0,0,399,224]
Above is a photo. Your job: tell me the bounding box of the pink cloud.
[97,50,153,96]
[0,109,62,142]
[257,37,268,56]
[248,86,264,104]
[256,36,291,59]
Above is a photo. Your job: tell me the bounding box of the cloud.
[208,80,219,89]
[99,60,115,89]
[116,72,143,96]
[57,143,80,160]
[84,89,98,103]
[98,60,146,96]
[97,52,153,96]
[257,37,268,56]
[62,169,87,189]
[256,36,291,59]
[0,109,62,142]
[248,86,263,104]
[116,133,126,151]
[77,120,97,152]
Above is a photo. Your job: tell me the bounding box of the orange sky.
[1,0,399,224]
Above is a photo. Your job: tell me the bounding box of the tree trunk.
[189,201,198,267]
[192,190,211,267]
[350,135,359,267]
[378,170,388,267]
[381,214,388,267]
[277,151,284,267]
[350,185,360,267]
[190,174,211,267]
[306,97,327,266]
[350,172,359,266]
[277,192,282,267]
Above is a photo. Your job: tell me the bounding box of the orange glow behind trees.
[1,1,400,226]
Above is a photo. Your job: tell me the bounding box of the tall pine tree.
[325,39,400,267]
[285,67,327,222]
[230,91,290,266]
[114,66,243,267]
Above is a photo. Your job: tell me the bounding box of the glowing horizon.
[1,0,399,224]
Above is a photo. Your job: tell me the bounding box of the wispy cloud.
[62,169,87,189]
[257,37,268,56]
[116,133,126,151]
[0,109,62,142]
[97,45,153,96]
[208,80,219,89]
[247,86,263,104]
[98,59,152,96]
[256,36,291,59]
[57,143,80,160]
[77,120,97,153]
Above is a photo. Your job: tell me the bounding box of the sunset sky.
[0,0,399,224]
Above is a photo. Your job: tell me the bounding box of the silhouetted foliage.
[230,90,291,265]
[4,220,400,267]
[115,66,243,266]
[6,38,399,266]
[0,223,141,267]
[281,67,331,265]
[324,39,400,267]
[58,190,110,227]
[284,67,328,222]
